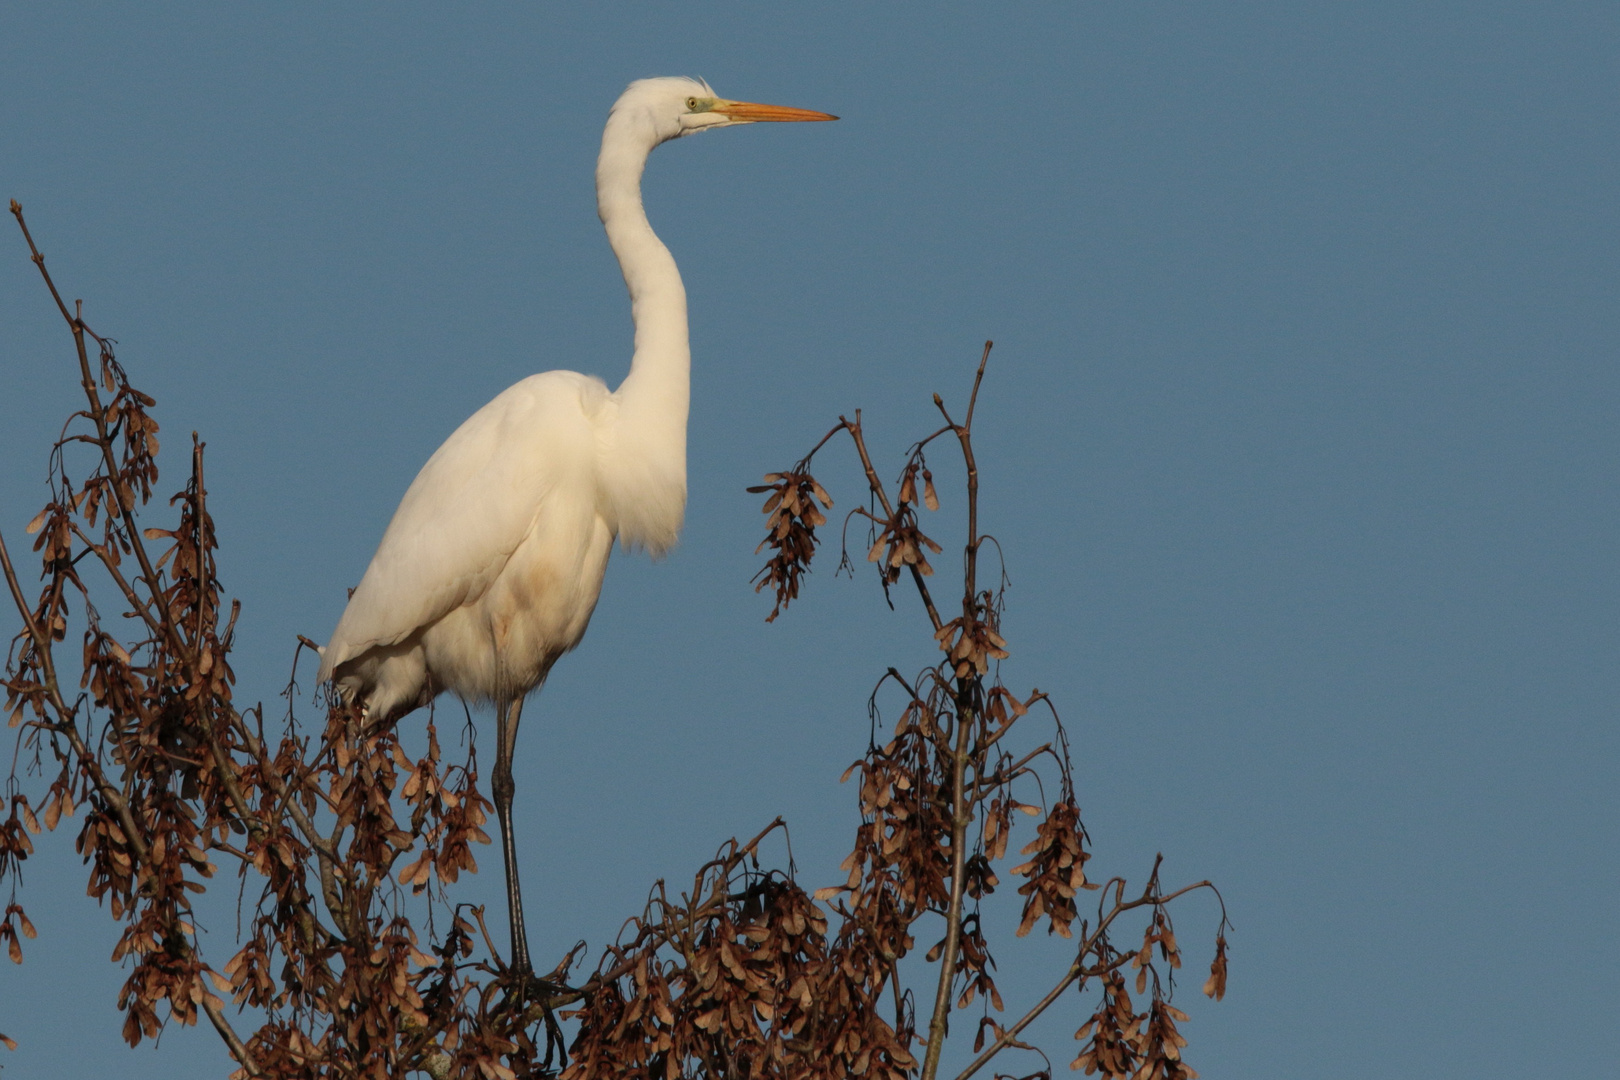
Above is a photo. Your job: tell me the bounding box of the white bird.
[317,77,835,976]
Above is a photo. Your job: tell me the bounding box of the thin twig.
[795,419,852,470]
[964,341,993,433]
[842,412,944,632]
[11,202,196,670]
[200,992,263,1077]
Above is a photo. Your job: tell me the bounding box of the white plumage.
[318,77,835,976]
[320,370,645,720]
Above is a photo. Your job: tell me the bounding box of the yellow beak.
[712,100,839,123]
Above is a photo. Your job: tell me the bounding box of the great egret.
[318,77,835,975]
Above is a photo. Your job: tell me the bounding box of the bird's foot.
[495,965,565,1009]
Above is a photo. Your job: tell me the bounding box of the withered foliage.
[3,207,1229,1080]
[748,471,832,622]
[0,204,558,1079]
[732,343,1230,1080]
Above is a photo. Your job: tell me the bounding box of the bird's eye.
[686,97,698,110]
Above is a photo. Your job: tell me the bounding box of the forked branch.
[748,344,1227,1080]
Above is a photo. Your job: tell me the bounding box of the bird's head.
[611,76,837,145]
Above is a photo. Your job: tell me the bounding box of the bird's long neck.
[597,111,691,434]
[595,108,689,553]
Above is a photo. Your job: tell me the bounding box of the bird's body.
[318,77,834,976]
[319,368,677,720]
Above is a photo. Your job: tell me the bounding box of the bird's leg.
[492,695,532,977]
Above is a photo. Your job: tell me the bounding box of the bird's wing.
[319,371,612,681]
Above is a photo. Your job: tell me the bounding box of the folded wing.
[319,370,612,683]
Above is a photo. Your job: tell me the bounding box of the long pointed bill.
[713,100,839,123]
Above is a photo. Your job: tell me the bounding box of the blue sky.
[2,4,1616,1077]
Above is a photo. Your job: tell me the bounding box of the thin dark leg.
[492,695,531,975]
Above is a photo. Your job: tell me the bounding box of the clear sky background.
[2,4,1616,1077]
